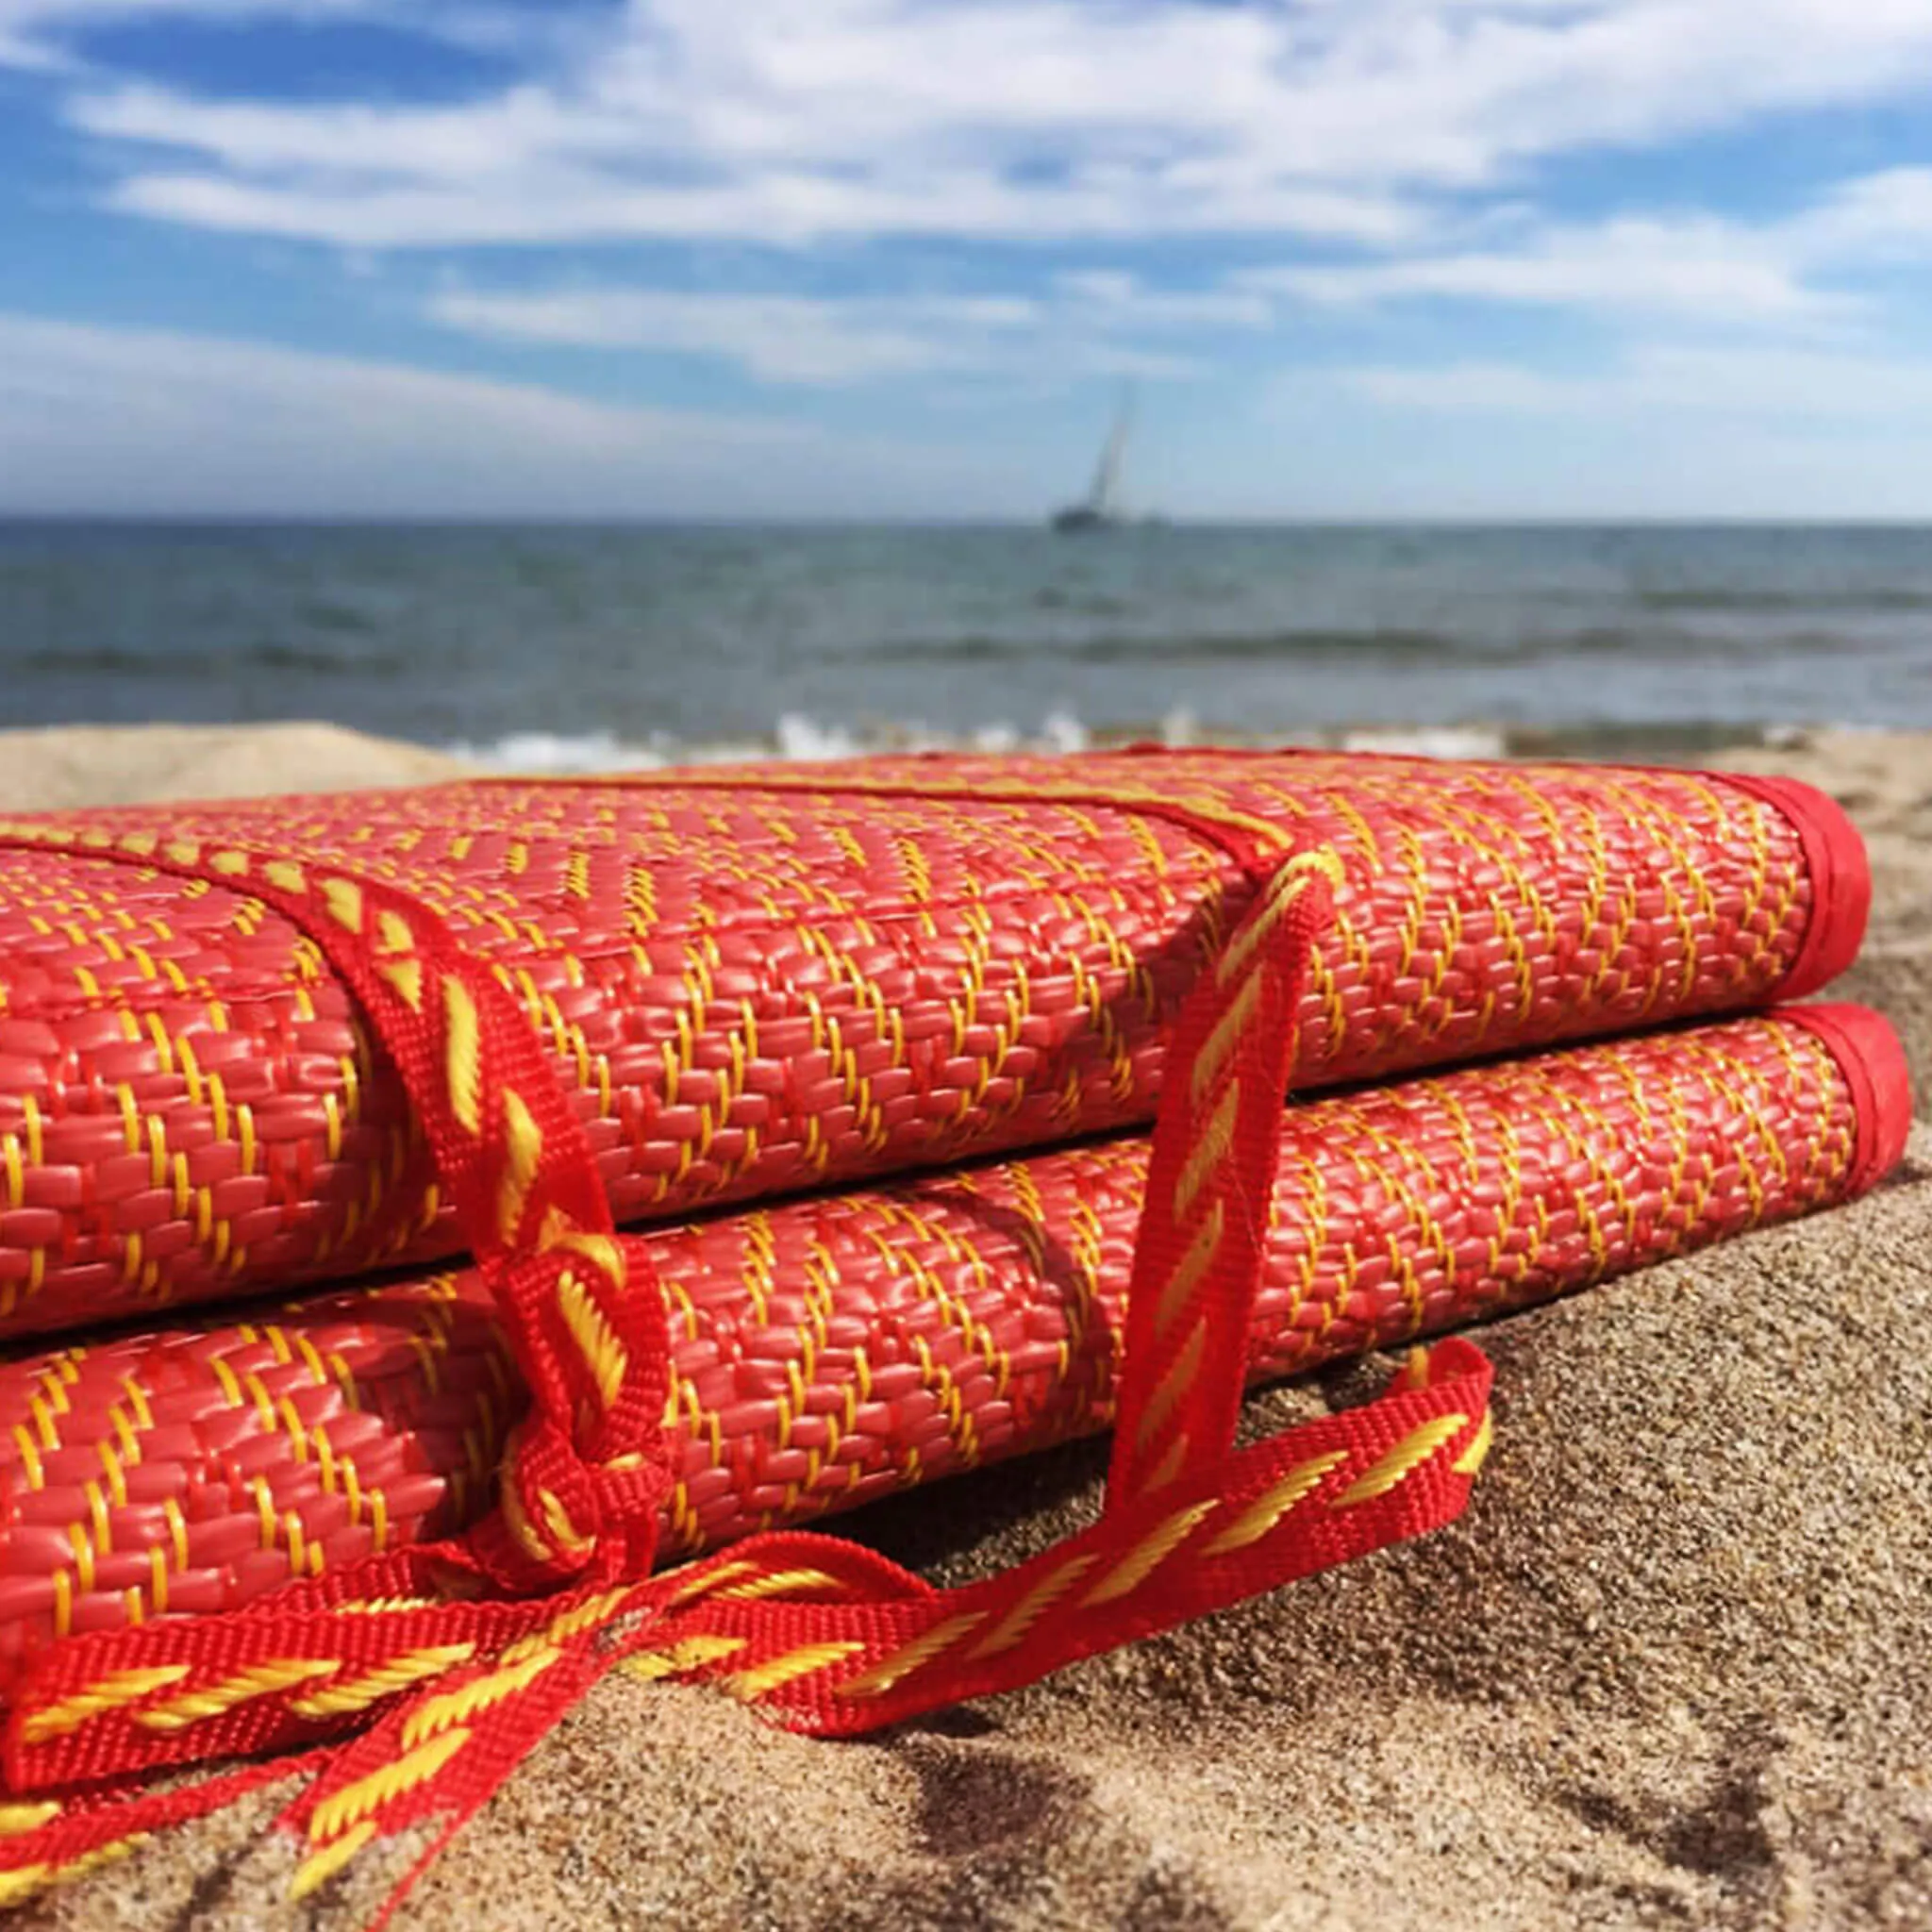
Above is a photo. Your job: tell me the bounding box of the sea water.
[2,522,1927,762]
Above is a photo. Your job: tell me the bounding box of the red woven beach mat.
[0,750,1867,1338]
[0,1003,1904,1667]
[0,749,1893,1918]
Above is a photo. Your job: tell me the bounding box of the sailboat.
[1050,391,1137,532]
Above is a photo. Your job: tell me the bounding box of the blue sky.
[8,1,1932,517]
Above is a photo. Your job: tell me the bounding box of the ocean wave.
[822,629,1463,667]
[296,598,381,636]
[812,624,1866,669]
[8,641,390,676]
[1634,586,1932,613]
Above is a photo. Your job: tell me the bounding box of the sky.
[8,1,1932,518]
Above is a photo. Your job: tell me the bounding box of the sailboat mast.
[1050,384,1141,530]
[1088,391,1134,513]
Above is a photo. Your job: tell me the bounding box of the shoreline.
[2,715,1927,802]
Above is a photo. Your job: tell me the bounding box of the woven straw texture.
[0,752,1857,1339]
[0,1008,1877,1666]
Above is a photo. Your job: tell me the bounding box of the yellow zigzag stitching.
[0,1836,146,1909]
[287,1644,476,1721]
[1451,1409,1493,1476]
[722,1641,866,1701]
[1080,1501,1220,1608]
[554,1271,627,1416]
[1132,1317,1207,1457]
[1151,1199,1224,1342]
[1173,1079,1241,1224]
[19,1665,190,1744]
[833,1613,987,1701]
[500,1588,635,1664]
[288,1822,376,1904]
[969,1557,1097,1659]
[401,1648,562,1749]
[618,1634,747,1684]
[1202,1452,1348,1557]
[1191,970,1264,1108]
[442,977,482,1137]
[712,1567,848,1602]
[1333,1414,1471,1507]
[307,1726,474,1846]
[496,1088,543,1245]
[0,1802,61,1838]
[291,1727,474,1900]
[135,1657,337,1732]
[1213,851,1342,990]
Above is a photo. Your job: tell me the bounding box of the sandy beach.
[8,722,1929,1932]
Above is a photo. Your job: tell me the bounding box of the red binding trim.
[1775,1001,1912,1199]
[1724,774,1872,1002]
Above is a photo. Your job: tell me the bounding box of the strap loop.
[1108,846,1343,1507]
[486,1407,669,1591]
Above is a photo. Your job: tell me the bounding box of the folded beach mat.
[0,750,1868,1338]
[0,1005,1904,1667]
[0,751,1890,1917]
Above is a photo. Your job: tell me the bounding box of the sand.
[0,723,471,811]
[10,723,1930,1932]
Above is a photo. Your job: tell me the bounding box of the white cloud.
[1047,271,1274,331]
[1790,166,1932,262]
[1336,358,1596,415]
[1247,215,1849,325]
[1241,164,1932,331]
[0,312,1023,515]
[425,274,1267,385]
[49,1,1932,250]
[78,143,1414,253]
[418,158,1932,391]
[426,289,1035,384]
[1333,341,1932,425]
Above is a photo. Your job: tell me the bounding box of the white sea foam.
[456,729,661,773]
[1039,710,1091,755]
[450,708,1172,772]
[772,713,869,761]
[1340,725,1510,761]
[448,712,1619,774]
